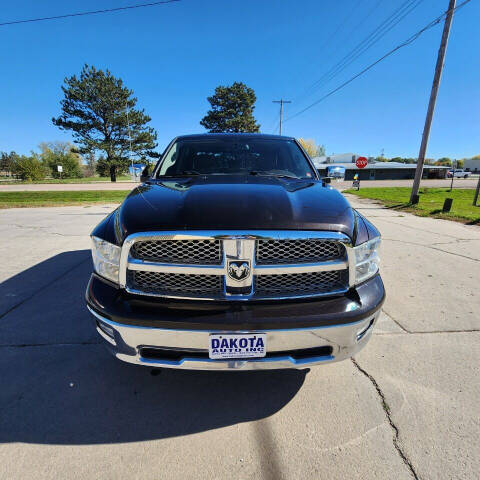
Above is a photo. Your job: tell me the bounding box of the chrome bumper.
[88,306,379,370]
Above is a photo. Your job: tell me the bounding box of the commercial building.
[463,158,480,173]
[312,155,449,180]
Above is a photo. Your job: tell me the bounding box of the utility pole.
[473,176,480,206]
[410,0,456,203]
[126,107,134,180]
[272,99,291,135]
[449,159,456,191]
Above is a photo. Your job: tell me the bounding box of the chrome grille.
[256,239,344,264]
[128,270,223,296]
[131,239,222,265]
[121,231,352,301]
[255,271,348,297]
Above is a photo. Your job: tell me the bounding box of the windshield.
[156,138,316,179]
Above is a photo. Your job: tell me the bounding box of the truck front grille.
[128,271,223,297]
[255,270,348,297]
[131,239,222,265]
[256,239,344,264]
[122,232,351,301]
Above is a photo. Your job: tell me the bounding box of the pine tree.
[200,82,260,133]
[53,64,157,181]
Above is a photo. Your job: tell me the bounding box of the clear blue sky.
[1,0,478,159]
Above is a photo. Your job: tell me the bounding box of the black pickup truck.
[86,133,385,370]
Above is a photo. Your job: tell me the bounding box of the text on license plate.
[209,333,266,359]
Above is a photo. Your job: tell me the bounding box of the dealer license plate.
[209,333,266,359]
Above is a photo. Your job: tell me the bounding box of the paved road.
[0,178,478,191]
[0,200,478,479]
[332,178,478,190]
[0,181,138,191]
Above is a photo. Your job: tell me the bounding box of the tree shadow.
[0,251,307,445]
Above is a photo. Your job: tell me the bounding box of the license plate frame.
[208,333,266,360]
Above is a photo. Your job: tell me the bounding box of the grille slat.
[255,271,347,297]
[128,270,223,296]
[131,239,222,265]
[256,239,344,264]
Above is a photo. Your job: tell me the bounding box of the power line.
[291,0,363,103]
[315,0,363,56]
[285,0,472,123]
[294,0,387,102]
[300,0,425,101]
[0,0,180,27]
[310,0,425,93]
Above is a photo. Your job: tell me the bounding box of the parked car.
[447,169,471,178]
[86,134,385,370]
[326,165,346,179]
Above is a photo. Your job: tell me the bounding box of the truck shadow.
[0,250,307,445]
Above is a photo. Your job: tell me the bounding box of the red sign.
[356,156,368,169]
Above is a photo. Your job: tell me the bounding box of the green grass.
[0,190,131,208]
[344,187,480,224]
[0,175,131,184]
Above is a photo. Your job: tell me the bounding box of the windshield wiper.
[249,171,300,180]
[177,170,202,176]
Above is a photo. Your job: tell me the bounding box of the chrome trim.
[127,258,224,275]
[126,258,348,276]
[255,260,348,275]
[223,238,254,290]
[124,285,350,302]
[119,230,353,300]
[88,305,379,370]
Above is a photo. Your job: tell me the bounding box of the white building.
[312,153,362,166]
[463,158,480,173]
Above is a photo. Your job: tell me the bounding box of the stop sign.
[356,156,368,169]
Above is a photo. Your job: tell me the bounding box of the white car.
[447,169,471,178]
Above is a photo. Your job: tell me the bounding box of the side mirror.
[321,176,332,186]
[140,165,151,183]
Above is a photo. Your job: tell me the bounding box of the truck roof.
[175,133,295,141]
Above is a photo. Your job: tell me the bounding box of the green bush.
[12,155,47,181]
[39,142,82,178]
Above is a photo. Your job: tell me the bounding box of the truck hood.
[115,176,355,242]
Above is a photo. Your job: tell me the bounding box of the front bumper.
[86,274,385,370]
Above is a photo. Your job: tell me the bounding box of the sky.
[0,0,478,159]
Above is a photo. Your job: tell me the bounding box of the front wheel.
[464,175,468,179]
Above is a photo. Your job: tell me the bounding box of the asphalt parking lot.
[0,197,479,479]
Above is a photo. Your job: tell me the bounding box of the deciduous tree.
[39,141,82,178]
[12,154,46,181]
[298,138,325,158]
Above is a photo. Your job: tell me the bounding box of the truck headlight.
[354,237,381,285]
[91,236,121,284]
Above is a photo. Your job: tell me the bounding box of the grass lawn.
[0,190,131,208]
[344,187,480,224]
[0,175,131,184]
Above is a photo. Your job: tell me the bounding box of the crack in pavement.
[430,239,474,246]
[381,238,480,263]
[0,257,90,321]
[381,309,479,335]
[351,358,420,480]
[355,215,477,240]
[1,223,86,237]
[382,309,411,333]
[375,329,480,335]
